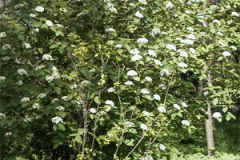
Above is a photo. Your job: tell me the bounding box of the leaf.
[124,139,135,146]
[56,111,66,118]
[38,48,43,54]
[222,108,228,113]
[212,98,218,105]
[58,123,66,131]
[94,96,100,104]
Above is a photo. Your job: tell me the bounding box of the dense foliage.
[0,0,240,159]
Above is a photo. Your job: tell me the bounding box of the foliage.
[0,0,240,159]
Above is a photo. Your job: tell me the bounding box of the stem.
[124,135,145,159]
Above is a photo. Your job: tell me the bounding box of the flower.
[159,84,166,90]
[0,76,6,83]
[35,6,44,12]
[189,48,196,54]
[213,19,221,26]
[187,34,196,40]
[216,31,223,36]
[125,81,134,85]
[42,54,53,61]
[142,111,151,117]
[0,32,6,38]
[34,28,39,32]
[51,98,59,104]
[137,38,148,44]
[115,44,122,48]
[141,155,153,160]
[158,106,166,113]
[138,0,147,5]
[212,112,222,119]
[21,97,30,102]
[159,144,166,151]
[130,48,140,55]
[160,68,170,76]
[89,108,97,113]
[32,103,40,109]
[61,96,68,101]
[46,20,53,26]
[106,28,115,32]
[16,80,23,85]
[154,59,163,66]
[230,45,237,50]
[38,93,46,99]
[154,94,161,101]
[109,7,117,13]
[166,2,173,9]
[0,113,6,119]
[140,123,148,131]
[151,28,160,36]
[107,87,115,92]
[232,12,239,17]
[56,106,65,111]
[182,120,190,126]
[2,44,11,50]
[127,70,138,76]
[17,69,28,75]
[36,65,45,71]
[105,100,114,107]
[180,39,194,45]
[60,7,68,12]
[145,76,152,82]
[219,41,226,47]
[24,42,31,49]
[166,44,176,51]
[178,49,188,58]
[124,121,135,128]
[186,27,194,32]
[181,102,187,107]
[173,104,181,110]
[45,75,54,83]
[5,132,12,136]
[2,56,10,61]
[30,13,36,17]
[222,51,231,57]
[131,54,143,61]
[135,11,144,18]
[51,116,63,124]
[140,88,150,94]
[178,62,188,68]
[148,50,157,57]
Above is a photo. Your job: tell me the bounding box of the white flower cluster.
[0,113,6,119]
[178,49,188,58]
[124,121,135,128]
[52,116,63,124]
[17,69,28,76]
[105,100,114,107]
[32,103,40,109]
[2,44,11,50]
[24,42,31,49]
[166,2,173,9]
[135,11,144,18]
[61,96,68,101]
[2,56,10,61]
[107,87,115,92]
[166,44,176,51]
[107,2,117,13]
[148,50,157,57]
[151,28,160,37]
[141,155,153,160]
[56,106,65,111]
[182,120,190,126]
[222,51,231,57]
[38,93,47,99]
[145,76,152,82]
[45,66,60,83]
[158,106,166,113]
[20,97,30,102]
[127,70,138,76]
[0,76,6,83]
[42,54,53,61]
[160,68,170,76]
[30,13,36,18]
[212,112,221,119]
[35,6,44,12]
[0,32,6,38]
[36,64,46,71]
[89,108,97,113]
[173,104,181,110]
[139,0,147,5]
[124,81,134,85]
[60,7,68,13]
[46,20,53,27]
[141,88,150,94]
[137,38,148,44]
[142,110,151,117]
[106,28,115,32]
[140,123,148,131]
[159,143,165,151]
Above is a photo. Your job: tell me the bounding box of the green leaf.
[58,123,65,131]
[56,112,66,118]
[222,108,228,113]
[212,98,218,105]
[124,139,135,146]
[94,96,100,104]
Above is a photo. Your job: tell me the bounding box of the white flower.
[159,84,166,90]
[141,88,150,94]
[34,28,39,32]
[185,10,191,14]
[60,7,68,12]
[182,120,190,126]
[51,98,59,104]
[151,28,160,36]
[230,46,237,50]
[158,106,166,113]
[109,7,117,13]
[61,96,68,101]
[129,3,135,7]
[187,34,196,40]
[24,42,31,49]
[115,44,122,48]
[212,112,222,119]
[89,108,97,114]
[51,116,63,124]
[46,20,53,26]
[181,102,188,108]
[153,94,160,101]
[139,0,147,5]
[166,44,176,51]
[213,19,221,26]
[148,50,157,57]
[219,41,226,47]
[38,93,46,99]
[217,32,223,36]
[222,51,231,57]
[161,32,167,35]
[125,81,134,85]
[135,11,144,18]
[145,76,152,82]
[2,56,10,61]
[131,54,143,61]
[45,75,54,83]
[173,104,181,110]
[189,48,196,54]
[226,4,231,9]
[0,113,6,119]
[0,32,6,38]
[36,65,45,71]
[30,13,36,17]
[5,132,12,136]
[178,62,188,68]
[42,54,53,61]
[124,121,135,128]
[107,87,115,92]
[127,70,138,76]
[105,100,114,107]
[21,97,30,102]
[137,38,148,44]
[16,80,23,85]
[0,76,6,83]
[141,155,153,160]
[154,59,163,66]
[32,103,40,109]
[159,144,166,151]
[56,106,65,111]
[180,39,194,45]
[2,44,11,50]
[100,111,107,115]
[106,28,115,32]
[178,50,188,58]
[232,12,239,17]
[35,6,44,12]
[140,123,148,131]
[142,111,151,117]
[130,48,140,55]
[17,69,28,75]
[166,2,173,9]
[160,68,170,76]
[197,13,204,19]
